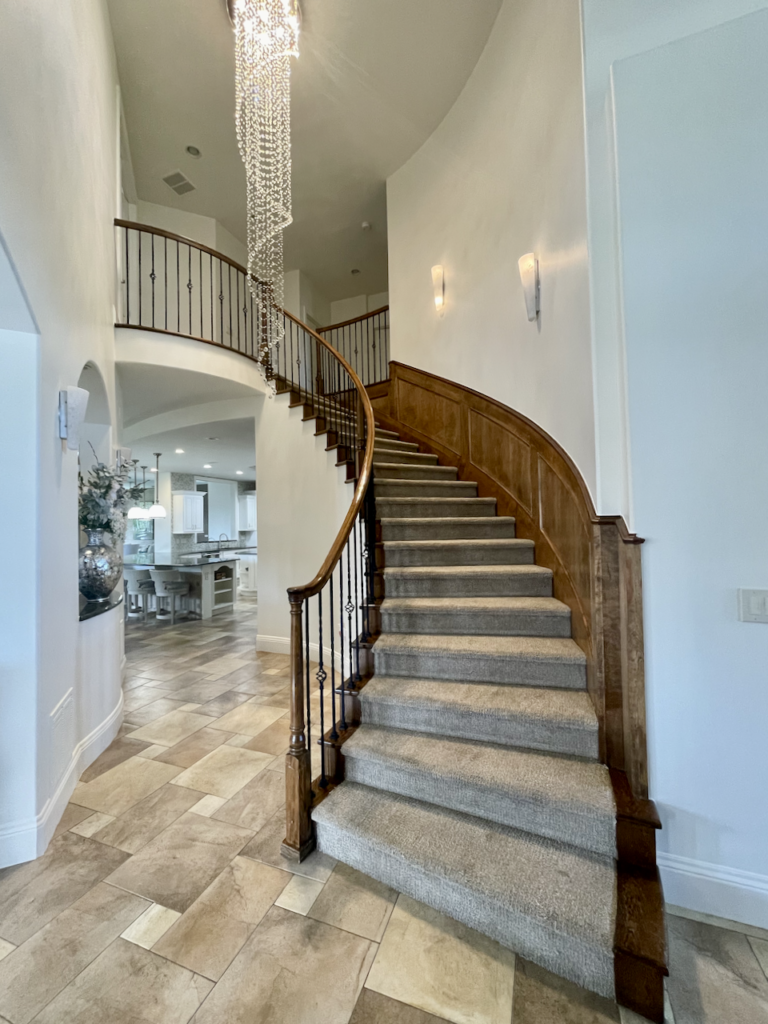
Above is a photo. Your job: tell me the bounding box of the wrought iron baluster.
[138,230,142,324]
[176,240,180,332]
[352,513,361,682]
[150,234,156,328]
[317,591,327,787]
[188,245,192,335]
[338,554,347,730]
[329,575,338,741]
[304,598,312,790]
[219,260,224,344]
[124,227,130,324]
[200,249,203,339]
[228,265,233,346]
[164,237,168,331]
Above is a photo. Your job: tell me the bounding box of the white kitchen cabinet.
[238,492,256,532]
[172,491,205,534]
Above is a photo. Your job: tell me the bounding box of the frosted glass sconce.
[431,265,445,316]
[58,386,90,451]
[518,253,540,321]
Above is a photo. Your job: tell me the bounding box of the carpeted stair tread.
[380,516,517,540]
[379,595,570,635]
[375,633,586,688]
[343,726,616,857]
[313,783,616,998]
[373,450,440,465]
[384,563,553,597]
[377,497,497,519]
[375,479,479,498]
[374,438,420,452]
[383,538,535,567]
[375,428,401,439]
[360,675,598,757]
[374,462,458,480]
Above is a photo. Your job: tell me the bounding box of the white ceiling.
[107,0,502,301]
[117,363,259,429]
[127,418,256,483]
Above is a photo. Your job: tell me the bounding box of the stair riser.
[374,439,419,452]
[380,607,570,636]
[374,649,586,688]
[375,429,400,440]
[360,696,598,758]
[376,482,478,499]
[373,464,458,480]
[383,544,534,567]
[377,500,497,519]
[344,756,615,858]
[314,820,615,1000]
[373,451,439,466]
[380,519,516,540]
[384,573,553,598]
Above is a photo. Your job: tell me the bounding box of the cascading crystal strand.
[233,0,299,380]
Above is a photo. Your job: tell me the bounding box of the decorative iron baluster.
[338,554,347,730]
[316,590,327,787]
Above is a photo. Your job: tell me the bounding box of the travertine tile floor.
[1,597,767,1023]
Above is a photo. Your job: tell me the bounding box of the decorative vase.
[79,528,122,602]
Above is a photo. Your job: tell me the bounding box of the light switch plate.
[738,589,768,623]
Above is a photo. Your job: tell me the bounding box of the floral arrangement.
[78,455,143,539]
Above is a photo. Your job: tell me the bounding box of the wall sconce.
[518,253,540,321]
[58,386,90,451]
[431,265,445,317]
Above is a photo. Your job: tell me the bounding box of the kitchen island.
[124,555,239,620]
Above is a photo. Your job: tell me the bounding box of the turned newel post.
[282,595,314,861]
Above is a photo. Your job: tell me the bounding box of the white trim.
[256,634,343,672]
[658,851,768,931]
[0,693,123,868]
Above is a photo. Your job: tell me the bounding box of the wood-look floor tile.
[32,938,213,1023]
[211,765,285,832]
[72,756,183,816]
[0,833,130,945]
[365,895,516,1024]
[121,902,181,949]
[190,905,376,1023]
[152,856,288,980]
[79,735,152,782]
[240,810,335,882]
[171,745,274,799]
[0,881,149,1024]
[350,989,452,1024]
[512,956,620,1023]
[274,874,325,915]
[309,863,398,942]
[105,812,253,913]
[92,783,205,854]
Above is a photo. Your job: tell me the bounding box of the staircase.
[312,425,619,999]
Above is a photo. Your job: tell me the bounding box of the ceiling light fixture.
[204,464,212,469]
[236,470,244,475]
[147,454,167,519]
[186,145,201,158]
[127,461,149,520]
[175,448,185,454]
[233,0,299,383]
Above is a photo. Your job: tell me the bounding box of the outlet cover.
[738,589,768,623]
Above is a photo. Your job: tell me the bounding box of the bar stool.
[150,570,190,626]
[124,569,155,621]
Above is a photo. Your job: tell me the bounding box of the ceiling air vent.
[163,171,196,196]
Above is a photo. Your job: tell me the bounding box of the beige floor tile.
[211,765,284,832]
[242,717,290,756]
[512,956,620,1023]
[72,756,182,816]
[667,904,768,942]
[171,677,245,703]
[153,725,235,769]
[309,863,398,941]
[136,743,170,758]
[209,702,286,737]
[122,684,174,714]
[620,988,676,1024]
[274,874,325,915]
[52,802,93,838]
[365,895,516,1024]
[201,656,250,679]
[350,989,452,1023]
[240,810,335,882]
[0,881,148,1024]
[123,696,189,728]
[70,811,116,837]
[191,905,376,1023]
[197,689,253,717]
[171,745,274,799]
[79,735,152,782]
[0,832,129,945]
[177,702,203,712]
[92,782,204,854]
[225,732,255,747]
[121,902,181,949]
[0,939,15,962]
[33,938,213,1024]
[666,915,768,1024]
[190,794,228,817]
[153,856,289,980]
[751,936,768,980]
[127,709,218,747]
[105,811,253,913]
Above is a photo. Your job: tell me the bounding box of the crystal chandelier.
[233,0,300,378]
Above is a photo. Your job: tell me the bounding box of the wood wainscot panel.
[468,409,533,516]
[394,376,463,456]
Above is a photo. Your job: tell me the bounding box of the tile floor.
[0,597,767,1023]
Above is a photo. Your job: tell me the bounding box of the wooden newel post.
[282,596,314,861]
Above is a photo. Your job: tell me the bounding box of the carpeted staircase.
[313,425,618,999]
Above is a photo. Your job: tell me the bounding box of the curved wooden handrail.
[316,305,389,333]
[115,218,255,278]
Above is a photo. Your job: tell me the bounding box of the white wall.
[135,200,248,267]
[610,9,768,927]
[581,0,768,519]
[328,292,389,327]
[283,269,331,330]
[386,0,596,494]
[0,0,123,863]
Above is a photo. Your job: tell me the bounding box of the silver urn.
[79,529,122,602]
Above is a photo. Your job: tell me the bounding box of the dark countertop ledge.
[79,589,124,622]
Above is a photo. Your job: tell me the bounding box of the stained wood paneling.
[396,378,463,454]
[469,410,533,515]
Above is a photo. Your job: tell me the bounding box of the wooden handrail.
[316,305,389,333]
[115,218,254,278]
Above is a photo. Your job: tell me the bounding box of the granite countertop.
[124,555,240,568]
[79,589,124,622]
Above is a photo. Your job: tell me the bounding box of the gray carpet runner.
[313,427,617,999]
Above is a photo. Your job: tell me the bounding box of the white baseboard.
[658,851,768,931]
[0,693,124,868]
[256,634,343,672]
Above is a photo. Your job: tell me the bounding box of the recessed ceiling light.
[150,467,158,473]
[351,268,360,275]
[186,145,201,158]
[208,437,219,441]
[236,470,243,475]
[203,464,212,469]
[175,448,185,454]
